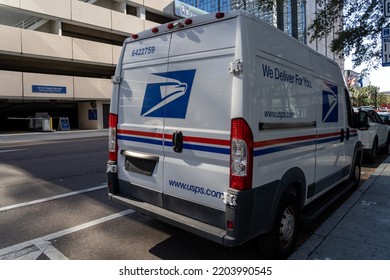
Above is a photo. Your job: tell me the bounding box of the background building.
[179,0,231,12]
[345,70,371,88]
[0,0,176,131]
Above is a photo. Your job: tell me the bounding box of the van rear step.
[300,181,356,224]
[108,193,238,246]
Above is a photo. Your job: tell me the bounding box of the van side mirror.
[356,111,369,130]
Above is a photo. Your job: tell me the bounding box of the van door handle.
[172,131,183,153]
[346,128,350,141]
[340,128,345,142]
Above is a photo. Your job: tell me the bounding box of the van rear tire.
[367,139,378,162]
[348,155,361,190]
[257,192,298,259]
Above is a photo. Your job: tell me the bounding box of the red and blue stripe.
[117,129,358,156]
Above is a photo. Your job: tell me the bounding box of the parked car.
[377,111,390,125]
[358,108,390,162]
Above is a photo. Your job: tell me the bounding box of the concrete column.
[51,20,62,36]
[113,1,126,13]
[137,6,146,20]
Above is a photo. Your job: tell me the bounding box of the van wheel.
[368,140,378,162]
[350,157,361,189]
[257,192,298,259]
[380,138,389,154]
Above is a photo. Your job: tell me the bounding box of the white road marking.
[0,185,106,212]
[43,245,69,260]
[0,209,134,260]
[0,149,26,153]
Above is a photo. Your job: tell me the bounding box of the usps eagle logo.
[141,69,196,119]
[322,83,338,123]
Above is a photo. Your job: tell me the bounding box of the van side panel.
[246,16,316,204]
[252,53,316,188]
[309,52,351,200]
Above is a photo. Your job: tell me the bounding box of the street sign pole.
[382,27,390,67]
[385,0,390,18]
[382,1,390,66]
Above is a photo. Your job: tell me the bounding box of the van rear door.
[117,35,171,207]
[118,18,237,227]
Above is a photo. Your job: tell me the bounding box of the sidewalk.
[289,155,390,260]
[0,129,108,144]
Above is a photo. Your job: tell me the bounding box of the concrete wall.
[20,0,72,19]
[0,24,122,65]
[74,77,112,100]
[78,102,97,129]
[144,0,173,12]
[71,0,111,29]
[0,24,22,52]
[78,101,109,129]
[0,70,111,100]
[73,38,113,64]
[21,28,73,59]
[0,0,171,35]
[0,71,23,98]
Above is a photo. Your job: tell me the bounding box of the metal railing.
[79,0,98,4]
[14,16,40,29]
[14,0,98,30]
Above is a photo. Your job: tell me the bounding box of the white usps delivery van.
[107,11,367,259]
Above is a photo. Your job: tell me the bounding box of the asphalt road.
[0,137,385,260]
[0,137,261,259]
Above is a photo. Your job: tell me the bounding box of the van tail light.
[108,113,118,161]
[230,118,253,190]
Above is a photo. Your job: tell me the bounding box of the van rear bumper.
[108,193,239,247]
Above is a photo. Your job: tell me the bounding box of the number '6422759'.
[131,46,156,56]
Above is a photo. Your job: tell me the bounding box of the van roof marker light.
[152,27,159,33]
[167,23,174,29]
[184,18,193,25]
[131,34,139,40]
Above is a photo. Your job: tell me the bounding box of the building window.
[180,0,306,43]
[229,0,306,43]
[180,0,231,12]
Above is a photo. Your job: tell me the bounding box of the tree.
[349,85,380,107]
[308,1,389,72]
[377,93,390,108]
[249,1,390,71]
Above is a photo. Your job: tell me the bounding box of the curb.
[0,129,108,144]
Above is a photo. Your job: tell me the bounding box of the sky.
[368,66,390,92]
[345,58,390,92]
